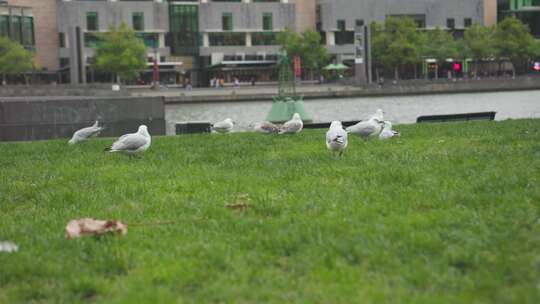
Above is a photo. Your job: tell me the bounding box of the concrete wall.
[0,84,128,97]
[0,96,165,141]
[7,0,59,71]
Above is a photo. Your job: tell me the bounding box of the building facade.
[4,0,59,72]
[499,0,540,38]
[0,2,34,51]
[57,0,172,84]
[316,0,498,62]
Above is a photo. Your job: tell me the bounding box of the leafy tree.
[371,17,423,80]
[422,27,459,79]
[463,24,495,78]
[0,36,33,84]
[276,28,329,77]
[93,22,147,83]
[493,17,537,77]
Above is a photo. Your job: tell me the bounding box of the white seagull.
[212,118,234,133]
[326,121,348,157]
[105,125,151,157]
[346,117,384,139]
[379,121,401,140]
[279,113,303,134]
[68,120,104,144]
[251,121,279,134]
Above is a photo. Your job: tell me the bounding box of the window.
[447,18,455,29]
[86,12,98,31]
[169,4,199,55]
[222,12,232,31]
[355,19,364,27]
[21,16,34,46]
[11,16,21,44]
[59,32,66,48]
[263,12,273,31]
[133,12,144,31]
[464,18,472,27]
[337,20,346,31]
[0,15,9,38]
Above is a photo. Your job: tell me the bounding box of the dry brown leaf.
[225,193,251,210]
[66,218,128,239]
[225,203,250,210]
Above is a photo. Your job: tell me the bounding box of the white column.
[326,32,335,46]
[246,33,252,47]
[159,33,165,48]
[203,33,209,47]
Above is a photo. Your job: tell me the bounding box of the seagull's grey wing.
[260,122,278,133]
[76,126,103,139]
[112,134,147,151]
[283,120,302,132]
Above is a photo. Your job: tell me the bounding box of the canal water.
[165,90,540,135]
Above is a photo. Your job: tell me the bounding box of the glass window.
[87,12,98,31]
[169,5,199,55]
[222,12,232,31]
[263,12,273,31]
[21,16,34,46]
[464,18,472,27]
[133,12,144,31]
[0,15,9,38]
[11,16,21,44]
[59,32,66,48]
[447,18,455,29]
[355,19,364,27]
[337,20,346,31]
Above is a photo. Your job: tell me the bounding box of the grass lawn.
[1,119,540,303]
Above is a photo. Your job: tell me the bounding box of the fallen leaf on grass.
[66,218,128,239]
[225,203,250,210]
[225,193,251,210]
[0,241,18,253]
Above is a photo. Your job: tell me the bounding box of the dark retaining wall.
[0,96,165,142]
[0,84,128,97]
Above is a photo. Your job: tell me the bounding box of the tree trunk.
[375,68,380,83]
[394,66,399,81]
[414,64,418,79]
[1,73,5,85]
[474,60,479,79]
[435,65,439,80]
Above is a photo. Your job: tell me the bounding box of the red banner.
[293,56,301,77]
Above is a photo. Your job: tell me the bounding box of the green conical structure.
[266,51,312,123]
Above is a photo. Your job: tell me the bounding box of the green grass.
[1,119,540,303]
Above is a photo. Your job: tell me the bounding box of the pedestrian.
[185,78,192,91]
[210,77,215,88]
[234,77,240,87]
[219,78,225,88]
[250,76,256,86]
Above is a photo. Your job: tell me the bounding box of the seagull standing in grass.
[379,121,400,140]
[105,125,151,157]
[326,121,348,157]
[346,117,384,139]
[212,118,234,133]
[251,121,279,134]
[68,120,103,144]
[279,113,303,134]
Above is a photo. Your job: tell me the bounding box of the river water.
[165,90,540,135]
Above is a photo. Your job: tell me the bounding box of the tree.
[422,27,459,79]
[0,36,33,84]
[493,17,537,77]
[463,24,495,78]
[276,28,329,78]
[93,22,147,83]
[371,17,423,80]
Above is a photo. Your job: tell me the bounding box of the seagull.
[379,121,401,140]
[346,117,384,139]
[370,109,384,121]
[279,113,303,134]
[212,118,234,133]
[104,125,151,157]
[68,120,103,144]
[326,121,348,157]
[251,121,280,134]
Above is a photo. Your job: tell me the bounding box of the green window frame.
[263,12,273,31]
[133,12,144,31]
[86,12,98,31]
[222,12,232,31]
